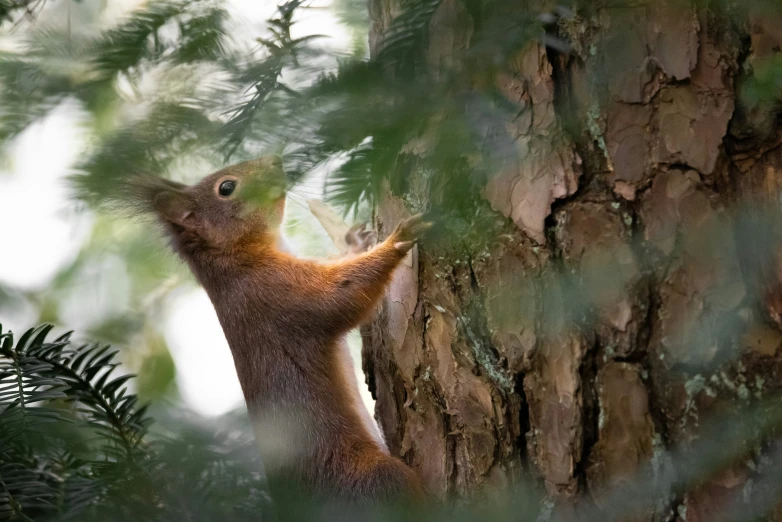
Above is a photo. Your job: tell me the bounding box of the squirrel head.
[129,156,287,257]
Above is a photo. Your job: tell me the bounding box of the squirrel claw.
[391,213,432,253]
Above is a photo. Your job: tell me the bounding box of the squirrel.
[125,156,429,505]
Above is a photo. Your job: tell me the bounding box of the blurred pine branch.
[0,0,543,219]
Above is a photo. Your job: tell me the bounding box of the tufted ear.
[153,190,197,228]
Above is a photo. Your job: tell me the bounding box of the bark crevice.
[365,1,782,517]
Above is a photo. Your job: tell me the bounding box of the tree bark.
[363,1,782,519]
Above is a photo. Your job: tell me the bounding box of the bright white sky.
[0,0,373,418]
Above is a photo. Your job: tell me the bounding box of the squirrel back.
[129,156,428,504]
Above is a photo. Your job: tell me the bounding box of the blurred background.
[0,0,372,419]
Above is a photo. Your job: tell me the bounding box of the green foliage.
[0,323,267,521]
[740,54,782,116]
[133,332,176,402]
[3,323,782,521]
[374,0,442,71]
[220,1,316,159]
[0,0,540,209]
[0,0,43,26]
[0,0,549,267]
[90,2,184,77]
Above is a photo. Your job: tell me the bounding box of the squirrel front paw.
[345,222,378,255]
[390,214,432,254]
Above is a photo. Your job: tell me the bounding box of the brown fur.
[133,157,426,503]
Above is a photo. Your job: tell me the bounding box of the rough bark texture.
[364,0,782,519]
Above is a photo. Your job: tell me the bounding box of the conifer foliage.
[0,324,267,521]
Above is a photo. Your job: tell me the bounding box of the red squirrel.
[127,156,428,504]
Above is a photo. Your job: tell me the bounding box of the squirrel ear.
[153,191,197,228]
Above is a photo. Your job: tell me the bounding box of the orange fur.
[136,157,426,504]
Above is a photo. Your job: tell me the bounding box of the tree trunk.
[363,1,782,519]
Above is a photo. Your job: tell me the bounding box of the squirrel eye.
[218,180,236,197]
